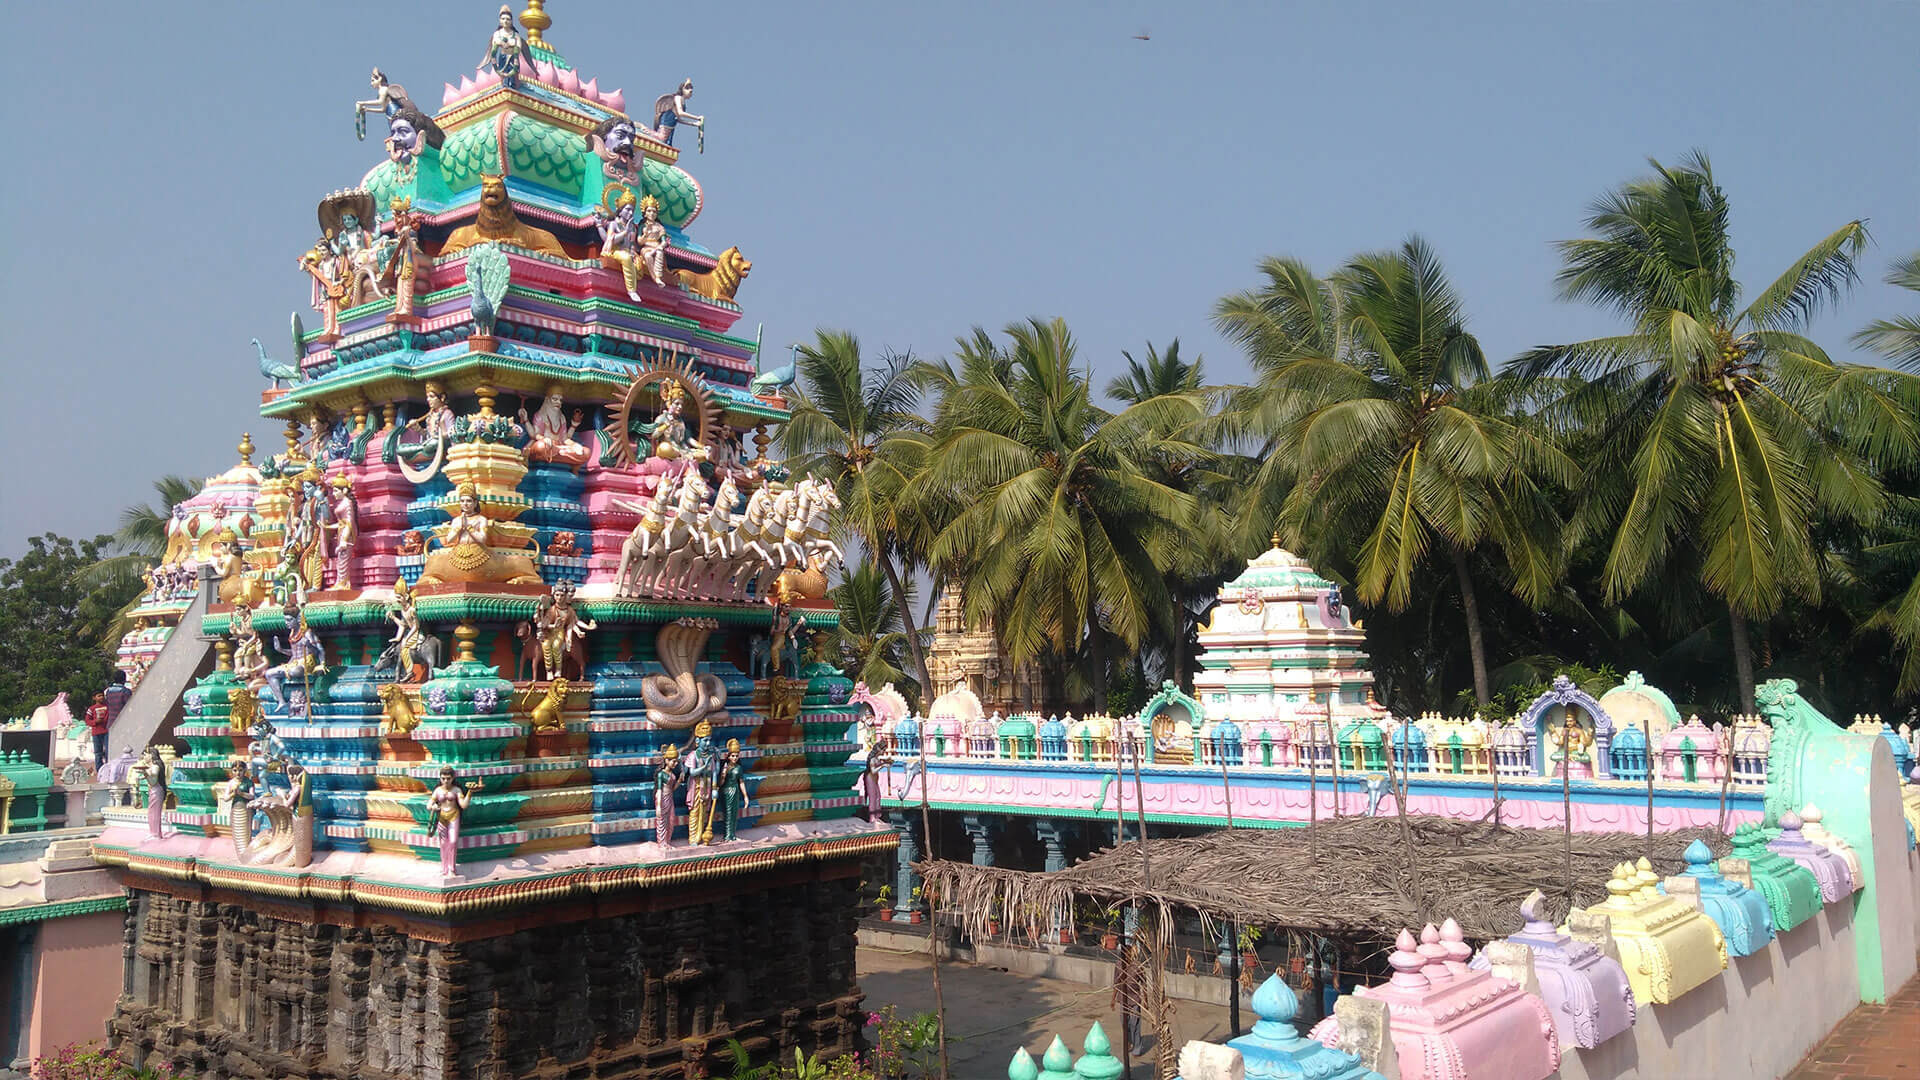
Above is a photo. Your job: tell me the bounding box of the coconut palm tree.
[78,474,206,649]
[828,557,918,697]
[782,330,937,693]
[1104,339,1205,405]
[1214,238,1575,706]
[1516,152,1920,709]
[919,318,1198,712]
[1854,252,1920,373]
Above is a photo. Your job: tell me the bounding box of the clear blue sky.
[3,1,1914,556]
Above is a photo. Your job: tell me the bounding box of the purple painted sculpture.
[1767,811,1853,903]
[1472,889,1636,1049]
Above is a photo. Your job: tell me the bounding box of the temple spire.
[520,0,551,46]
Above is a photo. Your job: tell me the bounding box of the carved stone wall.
[108,874,865,1080]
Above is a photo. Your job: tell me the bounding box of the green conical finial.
[1073,1021,1124,1079]
[1037,1034,1075,1080]
[1008,1048,1039,1080]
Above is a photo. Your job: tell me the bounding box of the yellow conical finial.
[520,0,550,46]
[238,432,255,466]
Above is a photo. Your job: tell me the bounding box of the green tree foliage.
[829,557,919,702]
[917,319,1200,712]
[0,535,140,720]
[1213,238,1575,705]
[1516,152,1920,709]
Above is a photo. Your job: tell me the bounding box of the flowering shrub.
[31,1042,181,1080]
[720,1007,944,1079]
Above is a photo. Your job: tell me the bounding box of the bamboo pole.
[917,739,950,1080]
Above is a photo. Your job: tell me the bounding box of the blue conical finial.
[1073,1022,1123,1079]
[1008,1048,1039,1080]
[1684,838,1714,872]
[1250,973,1297,1027]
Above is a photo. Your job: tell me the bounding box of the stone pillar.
[962,814,995,867]
[1033,819,1071,944]
[888,810,922,920]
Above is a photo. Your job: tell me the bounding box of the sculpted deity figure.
[262,605,327,714]
[399,381,457,481]
[418,483,542,586]
[327,475,358,589]
[643,382,698,462]
[210,529,266,607]
[134,746,170,838]
[532,579,596,680]
[317,190,391,307]
[231,604,269,692]
[298,235,351,339]
[683,721,720,845]
[653,743,681,847]
[375,579,437,682]
[382,198,427,319]
[354,68,414,140]
[717,739,750,842]
[479,6,526,88]
[652,78,705,150]
[594,189,669,300]
[590,116,641,182]
[518,386,590,467]
[1545,711,1596,777]
[430,765,480,878]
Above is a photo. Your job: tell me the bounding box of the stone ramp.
[108,574,215,759]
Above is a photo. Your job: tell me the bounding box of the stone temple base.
[108,865,867,1079]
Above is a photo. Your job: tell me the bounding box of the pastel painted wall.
[27,911,124,1061]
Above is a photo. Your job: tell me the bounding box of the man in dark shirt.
[100,670,132,765]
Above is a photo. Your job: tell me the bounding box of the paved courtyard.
[1783,962,1920,1080]
[859,944,1240,1078]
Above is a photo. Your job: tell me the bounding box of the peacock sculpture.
[466,242,511,339]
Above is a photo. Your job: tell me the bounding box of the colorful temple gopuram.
[90,6,890,1076]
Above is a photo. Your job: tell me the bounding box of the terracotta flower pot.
[878,909,894,922]
[1101,933,1120,950]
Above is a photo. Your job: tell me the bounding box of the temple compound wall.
[111,865,864,1080]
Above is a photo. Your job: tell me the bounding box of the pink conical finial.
[603,89,625,111]
[1388,929,1428,988]
[1439,918,1472,972]
[1418,923,1451,982]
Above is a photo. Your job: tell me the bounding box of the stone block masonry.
[109,867,866,1080]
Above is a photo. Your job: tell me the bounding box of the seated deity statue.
[518,386,591,468]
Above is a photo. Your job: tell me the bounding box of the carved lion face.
[721,247,752,281]
[480,175,509,207]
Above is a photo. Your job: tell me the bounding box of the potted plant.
[1099,905,1123,950]
[1238,925,1263,969]
[986,897,1003,937]
[909,884,925,924]
[876,883,893,921]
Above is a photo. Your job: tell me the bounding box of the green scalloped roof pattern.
[505,112,588,196]
[440,121,502,193]
[362,160,402,217]
[643,159,699,227]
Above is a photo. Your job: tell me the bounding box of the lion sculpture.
[672,246,750,301]
[442,175,568,258]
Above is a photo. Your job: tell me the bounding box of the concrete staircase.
[108,570,216,759]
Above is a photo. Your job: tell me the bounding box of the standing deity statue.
[134,747,170,839]
[354,68,414,140]
[717,739,750,842]
[298,235,351,339]
[327,474,358,589]
[231,604,269,692]
[382,198,428,319]
[262,605,327,714]
[430,765,480,879]
[518,386,591,467]
[479,6,527,88]
[531,579,596,680]
[652,78,705,150]
[653,743,682,847]
[683,721,721,845]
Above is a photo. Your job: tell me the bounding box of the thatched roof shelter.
[918,814,1732,946]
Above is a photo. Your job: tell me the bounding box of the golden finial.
[520,0,551,46]
[454,623,480,664]
[237,433,255,466]
[215,640,233,672]
[476,384,497,417]
[1270,531,1282,549]
[284,419,303,460]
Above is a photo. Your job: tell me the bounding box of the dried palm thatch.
[917,814,1731,948]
